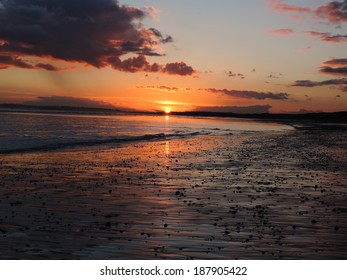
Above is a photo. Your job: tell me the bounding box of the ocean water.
[0,111,293,153]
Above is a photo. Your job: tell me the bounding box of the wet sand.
[0,128,347,259]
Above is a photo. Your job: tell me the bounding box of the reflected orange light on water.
[165,141,170,157]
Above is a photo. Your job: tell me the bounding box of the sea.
[0,111,293,153]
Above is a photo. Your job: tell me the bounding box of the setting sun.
[165,109,171,114]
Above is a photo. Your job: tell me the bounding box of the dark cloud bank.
[194,105,272,114]
[24,96,119,109]
[205,88,289,100]
[292,78,347,92]
[0,0,195,75]
[321,58,347,77]
[292,58,347,92]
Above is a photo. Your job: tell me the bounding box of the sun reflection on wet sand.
[165,141,170,157]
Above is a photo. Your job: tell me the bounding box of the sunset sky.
[0,0,347,113]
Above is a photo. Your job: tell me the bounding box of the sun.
[165,108,171,114]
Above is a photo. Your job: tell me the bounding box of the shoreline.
[1,104,347,124]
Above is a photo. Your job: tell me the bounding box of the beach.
[1,123,346,259]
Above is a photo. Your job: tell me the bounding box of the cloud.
[320,58,347,76]
[0,55,62,71]
[268,0,347,25]
[269,0,310,13]
[225,70,245,79]
[266,72,283,79]
[292,78,347,92]
[0,0,195,75]
[269,28,294,36]
[194,105,272,114]
[163,62,196,76]
[0,55,34,69]
[268,0,311,15]
[137,85,193,93]
[315,0,347,24]
[23,96,119,109]
[148,28,173,44]
[320,66,347,76]
[205,88,289,100]
[137,85,179,93]
[35,63,62,71]
[143,6,161,20]
[299,46,312,52]
[295,59,347,87]
[323,58,347,66]
[306,31,347,43]
[291,108,323,114]
[108,55,161,73]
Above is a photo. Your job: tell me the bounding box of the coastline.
[0,127,346,259]
[1,104,347,123]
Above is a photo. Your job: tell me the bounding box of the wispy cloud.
[292,78,347,92]
[268,0,347,25]
[298,46,313,52]
[0,55,62,71]
[0,0,195,75]
[323,58,347,66]
[266,72,283,79]
[268,28,294,36]
[143,6,161,20]
[137,85,193,93]
[320,58,347,76]
[268,0,311,21]
[305,31,347,43]
[205,88,288,100]
[225,70,245,79]
[194,105,272,114]
[268,0,311,14]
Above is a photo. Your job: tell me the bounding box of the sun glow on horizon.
[165,108,171,114]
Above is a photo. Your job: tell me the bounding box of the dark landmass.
[1,103,346,124]
[170,111,347,124]
[0,103,126,114]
